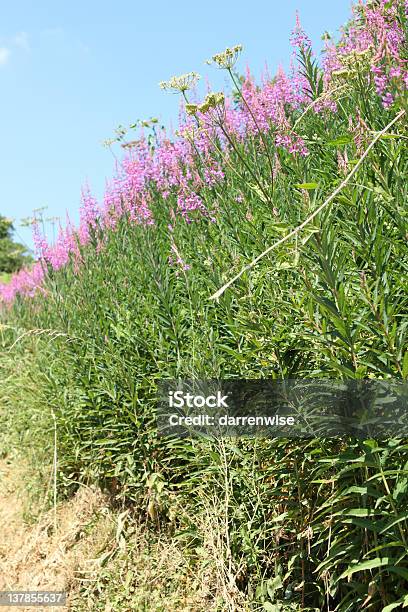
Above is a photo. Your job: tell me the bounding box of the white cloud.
[14,31,30,51]
[0,47,10,66]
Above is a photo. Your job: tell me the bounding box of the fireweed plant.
[1,1,408,610]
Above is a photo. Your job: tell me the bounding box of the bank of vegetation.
[1,2,408,609]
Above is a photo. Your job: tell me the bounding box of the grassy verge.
[1,2,408,610]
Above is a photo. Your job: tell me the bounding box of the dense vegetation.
[0,215,32,281]
[1,1,408,610]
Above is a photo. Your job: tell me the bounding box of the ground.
[0,458,222,611]
[0,458,115,611]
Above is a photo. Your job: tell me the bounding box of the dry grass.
[0,457,245,611]
[0,458,114,611]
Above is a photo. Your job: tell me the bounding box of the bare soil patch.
[0,459,113,611]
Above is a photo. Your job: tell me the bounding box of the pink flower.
[290,12,312,51]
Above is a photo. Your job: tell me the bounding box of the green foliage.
[0,215,32,274]
[1,23,408,612]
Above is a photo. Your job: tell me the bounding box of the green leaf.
[379,133,402,140]
[263,604,280,612]
[402,351,408,379]
[382,602,402,612]
[379,512,408,534]
[340,557,392,579]
[334,508,379,517]
[341,517,384,532]
[387,566,408,581]
[266,575,283,599]
[327,135,352,146]
[248,182,269,203]
[294,182,319,189]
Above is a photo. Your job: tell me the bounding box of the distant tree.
[0,215,33,274]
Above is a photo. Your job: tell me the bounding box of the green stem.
[228,68,275,194]
[215,111,274,207]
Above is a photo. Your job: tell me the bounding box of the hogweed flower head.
[331,68,352,80]
[102,137,117,148]
[198,92,225,113]
[339,46,374,71]
[207,44,243,70]
[185,103,199,115]
[159,72,201,93]
[180,125,201,143]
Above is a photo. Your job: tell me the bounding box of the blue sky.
[1,0,352,252]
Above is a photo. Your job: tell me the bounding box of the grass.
[1,2,408,610]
